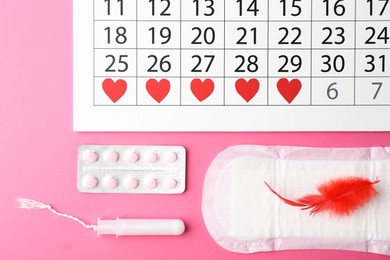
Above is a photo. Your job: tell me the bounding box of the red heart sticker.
[235,78,260,102]
[277,78,302,104]
[102,78,127,103]
[191,78,214,102]
[146,78,170,103]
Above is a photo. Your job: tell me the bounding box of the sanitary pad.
[202,146,390,256]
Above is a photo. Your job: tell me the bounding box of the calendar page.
[73,0,390,131]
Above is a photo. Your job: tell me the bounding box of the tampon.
[17,198,186,237]
[97,218,185,236]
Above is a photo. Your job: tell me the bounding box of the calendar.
[73,0,390,131]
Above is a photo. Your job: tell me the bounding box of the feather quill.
[265,176,380,217]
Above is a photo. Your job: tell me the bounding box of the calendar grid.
[93,0,95,106]
[135,0,138,105]
[354,0,357,106]
[94,75,390,79]
[94,19,390,23]
[310,0,313,106]
[94,47,390,51]
[223,0,226,106]
[267,0,270,106]
[179,0,182,106]
[92,0,390,107]
[93,103,390,107]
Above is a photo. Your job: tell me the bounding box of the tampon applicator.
[97,218,185,236]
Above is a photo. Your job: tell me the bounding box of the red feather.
[265,176,380,217]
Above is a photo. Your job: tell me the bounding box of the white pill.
[103,176,118,189]
[124,150,139,163]
[103,150,119,163]
[125,176,139,189]
[82,175,98,189]
[165,177,178,189]
[146,151,159,164]
[82,150,99,163]
[165,151,178,163]
[145,176,157,189]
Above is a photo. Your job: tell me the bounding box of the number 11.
[104,0,123,16]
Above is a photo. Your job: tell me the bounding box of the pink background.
[1,0,390,259]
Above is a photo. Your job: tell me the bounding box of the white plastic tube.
[97,218,185,236]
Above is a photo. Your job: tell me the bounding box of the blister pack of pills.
[77,145,186,194]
